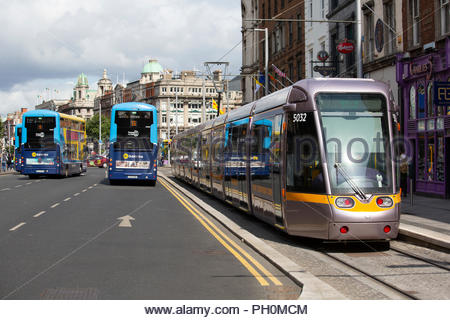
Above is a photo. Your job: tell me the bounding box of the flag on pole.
[272,64,286,78]
[268,72,276,81]
[212,99,224,114]
[254,73,265,93]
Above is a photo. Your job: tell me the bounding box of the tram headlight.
[335,197,355,208]
[376,197,393,208]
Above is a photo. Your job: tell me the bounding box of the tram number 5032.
[293,113,307,122]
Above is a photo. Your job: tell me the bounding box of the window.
[440,0,450,35]
[309,0,313,27]
[297,59,302,81]
[289,62,294,81]
[410,86,416,120]
[289,21,293,46]
[297,14,302,41]
[286,112,325,193]
[427,83,434,117]
[410,0,420,45]
[383,1,396,55]
[321,0,325,19]
[364,11,374,61]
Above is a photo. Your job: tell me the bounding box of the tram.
[171,78,401,242]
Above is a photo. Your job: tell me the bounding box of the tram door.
[271,114,283,224]
[250,112,283,223]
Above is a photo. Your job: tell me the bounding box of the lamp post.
[254,28,269,95]
[99,100,102,155]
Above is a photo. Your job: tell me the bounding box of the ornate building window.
[409,86,416,120]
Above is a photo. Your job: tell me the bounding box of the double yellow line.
[159,178,282,287]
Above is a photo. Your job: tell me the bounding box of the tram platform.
[400,195,450,250]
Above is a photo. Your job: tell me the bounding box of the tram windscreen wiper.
[334,162,367,200]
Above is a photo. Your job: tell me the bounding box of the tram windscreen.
[316,93,393,194]
[114,110,154,150]
[24,117,56,149]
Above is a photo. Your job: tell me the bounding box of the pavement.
[399,195,450,251]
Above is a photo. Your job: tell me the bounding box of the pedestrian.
[7,154,13,171]
[400,152,408,198]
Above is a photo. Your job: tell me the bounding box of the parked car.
[88,155,108,168]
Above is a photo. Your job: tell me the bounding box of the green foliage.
[0,120,4,140]
[86,113,110,142]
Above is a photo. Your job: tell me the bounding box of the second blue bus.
[108,102,158,185]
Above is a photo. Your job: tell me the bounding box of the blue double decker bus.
[14,123,23,173]
[21,110,87,178]
[108,102,158,185]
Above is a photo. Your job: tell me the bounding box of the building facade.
[327,0,357,78]
[361,0,404,106]
[305,0,330,78]
[94,59,243,141]
[2,108,28,149]
[240,0,305,100]
[241,0,260,104]
[396,0,450,197]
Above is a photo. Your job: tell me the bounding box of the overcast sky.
[0,0,242,116]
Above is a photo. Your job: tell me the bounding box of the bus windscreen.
[114,111,153,150]
[24,117,56,149]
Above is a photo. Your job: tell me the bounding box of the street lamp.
[99,100,102,155]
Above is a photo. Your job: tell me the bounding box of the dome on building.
[77,73,88,86]
[142,59,163,74]
[98,69,112,86]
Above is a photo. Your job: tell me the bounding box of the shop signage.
[409,57,433,80]
[434,81,450,106]
[337,41,354,54]
[314,65,336,76]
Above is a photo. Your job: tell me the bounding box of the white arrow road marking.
[10,222,26,231]
[117,215,135,228]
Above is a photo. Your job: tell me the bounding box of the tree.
[86,113,110,142]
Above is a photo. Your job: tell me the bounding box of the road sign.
[317,50,329,62]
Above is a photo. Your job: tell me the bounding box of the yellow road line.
[159,179,269,286]
[160,179,282,286]
[162,181,282,286]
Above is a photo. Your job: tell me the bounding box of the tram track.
[315,241,450,300]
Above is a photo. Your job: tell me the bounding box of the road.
[0,169,299,299]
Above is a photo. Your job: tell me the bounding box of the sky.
[0,0,242,116]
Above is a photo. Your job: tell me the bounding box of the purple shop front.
[396,37,450,197]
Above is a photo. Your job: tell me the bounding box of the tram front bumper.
[328,221,399,241]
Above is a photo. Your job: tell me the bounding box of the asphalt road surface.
[0,169,300,299]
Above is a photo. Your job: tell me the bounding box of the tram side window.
[286,112,325,193]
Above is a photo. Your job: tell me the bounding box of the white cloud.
[0,0,242,114]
